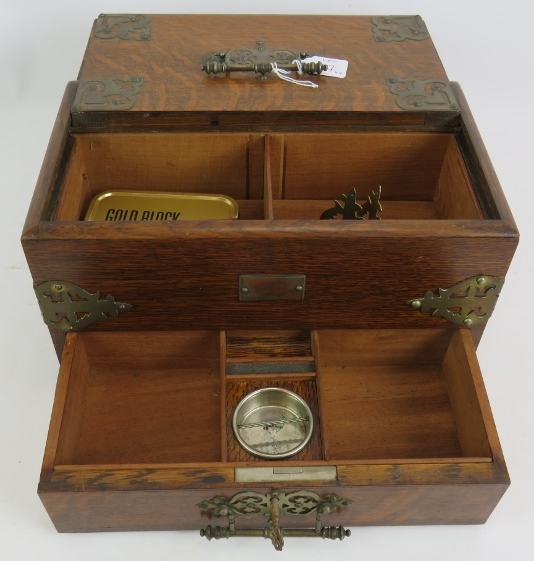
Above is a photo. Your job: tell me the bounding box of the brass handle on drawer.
[198,490,351,551]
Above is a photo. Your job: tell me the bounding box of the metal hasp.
[35,281,133,332]
[407,275,504,326]
[198,490,351,551]
[202,42,328,77]
[320,186,382,220]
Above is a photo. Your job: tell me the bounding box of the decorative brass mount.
[198,490,351,550]
[93,14,152,41]
[35,281,133,331]
[320,186,382,220]
[385,78,459,111]
[202,43,327,77]
[407,275,503,326]
[72,77,144,112]
[372,16,429,42]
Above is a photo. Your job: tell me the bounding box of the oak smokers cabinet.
[21,15,518,549]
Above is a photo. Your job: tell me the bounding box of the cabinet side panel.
[21,82,77,238]
[41,334,80,472]
[442,331,492,458]
[434,138,483,219]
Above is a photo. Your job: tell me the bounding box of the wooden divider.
[51,131,482,222]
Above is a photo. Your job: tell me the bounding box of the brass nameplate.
[239,274,305,301]
[85,191,239,221]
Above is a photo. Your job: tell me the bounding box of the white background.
[1,1,532,560]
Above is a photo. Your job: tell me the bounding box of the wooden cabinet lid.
[73,14,458,129]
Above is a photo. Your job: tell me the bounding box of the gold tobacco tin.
[85,191,239,221]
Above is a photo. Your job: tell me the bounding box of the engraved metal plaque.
[239,274,306,301]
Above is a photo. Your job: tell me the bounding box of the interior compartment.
[225,379,323,462]
[50,131,482,223]
[51,328,492,468]
[54,331,221,464]
[315,329,491,461]
[269,133,482,220]
[53,133,267,221]
[223,330,322,461]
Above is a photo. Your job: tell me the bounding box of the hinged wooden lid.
[73,14,458,129]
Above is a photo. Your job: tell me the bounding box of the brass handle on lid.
[202,57,327,76]
[202,46,327,76]
[198,490,352,551]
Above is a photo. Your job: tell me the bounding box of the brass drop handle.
[198,490,352,551]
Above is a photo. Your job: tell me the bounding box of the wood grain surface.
[77,15,448,120]
[38,478,508,532]
[20,13,519,541]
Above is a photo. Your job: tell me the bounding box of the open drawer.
[39,328,508,540]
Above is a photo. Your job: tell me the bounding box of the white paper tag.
[302,56,348,78]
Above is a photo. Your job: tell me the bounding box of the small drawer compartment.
[52,331,222,465]
[268,132,482,221]
[52,132,268,221]
[315,329,491,461]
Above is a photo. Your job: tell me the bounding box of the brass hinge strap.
[35,281,133,332]
[408,275,503,326]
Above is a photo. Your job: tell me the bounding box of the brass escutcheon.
[198,490,351,550]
